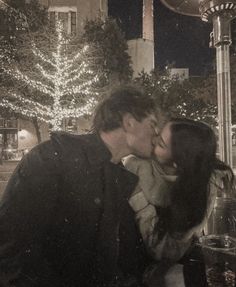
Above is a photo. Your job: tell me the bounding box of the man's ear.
[122,113,135,132]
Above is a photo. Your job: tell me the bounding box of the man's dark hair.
[92,85,155,132]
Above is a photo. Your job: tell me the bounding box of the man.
[0,86,158,287]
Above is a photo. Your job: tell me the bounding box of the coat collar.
[51,131,139,197]
[84,135,139,198]
[79,133,112,167]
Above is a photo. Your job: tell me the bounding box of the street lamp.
[160,0,236,167]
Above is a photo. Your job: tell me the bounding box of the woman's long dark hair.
[165,118,234,234]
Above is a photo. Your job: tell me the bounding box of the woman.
[124,118,234,286]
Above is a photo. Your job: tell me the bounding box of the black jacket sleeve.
[0,140,61,287]
[118,201,150,286]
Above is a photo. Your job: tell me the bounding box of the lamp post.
[160,0,236,167]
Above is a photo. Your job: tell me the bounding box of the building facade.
[40,0,108,35]
[128,0,154,77]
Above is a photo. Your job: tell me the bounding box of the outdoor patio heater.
[160,0,236,167]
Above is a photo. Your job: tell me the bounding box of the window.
[151,0,154,17]
[65,118,77,133]
[71,12,76,35]
[0,118,18,159]
[58,12,69,33]
[100,0,106,12]
[48,7,77,34]
[0,119,4,128]
[0,118,17,129]
[0,133,3,146]
[5,119,17,128]
[49,11,56,27]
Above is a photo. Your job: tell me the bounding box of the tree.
[0,22,100,132]
[135,69,217,126]
[82,17,133,85]
[192,54,236,126]
[0,0,49,141]
[0,0,48,62]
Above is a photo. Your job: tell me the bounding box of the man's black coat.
[0,132,146,287]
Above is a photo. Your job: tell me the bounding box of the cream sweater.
[124,155,222,261]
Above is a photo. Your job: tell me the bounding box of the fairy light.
[2,21,100,131]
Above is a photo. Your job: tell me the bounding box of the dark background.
[109,0,216,76]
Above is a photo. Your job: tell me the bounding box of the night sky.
[109,0,215,76]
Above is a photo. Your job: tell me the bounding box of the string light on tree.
[1,21,100,131]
